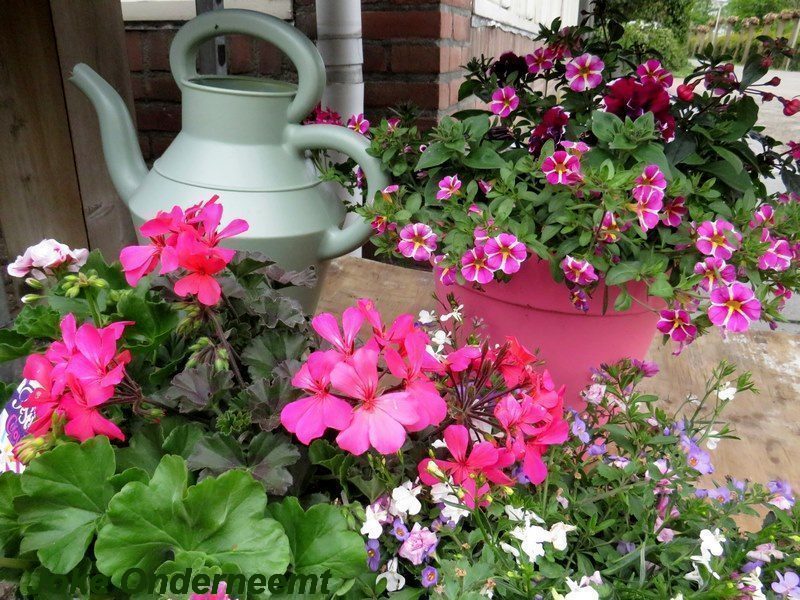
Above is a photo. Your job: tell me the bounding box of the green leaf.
[414,142,452,170]
[12,304,60,340]
[711,145,743,173]
[115,294,178,350]
[632,143,671,176]
[614,287,632,312]
[698,161,752,193]
[95,455,291,587]
[0,329,33,363]
[0,472,22,555]
[462,145,506,170]
[741,53,768,87]
[242,332,308,380]
[648,274,674,299]
[81,249,128,290]
[17,437,116,574]
[591,111,622,143]
[605,262,642,286]
[248,433,301,495]
[267,497,365,580]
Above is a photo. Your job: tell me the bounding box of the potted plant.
[343,5,800,398]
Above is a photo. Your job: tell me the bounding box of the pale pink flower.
[333,349,418,455]
[561,255,598,286]
[525,47,555,73]
[542,150,581,185]
[637,59,674,87]
[694,257,736,291]
[397,223,438,262]
[695,220,741,260]
[565,53,604,92]
[398,524,438,565]
[708,282,761,332]
[282,350,353,444]
[436,175,462,200]
[7,239,89,279]
[347,113,370,135]
[490,86,520,118]
[631,185,663,232]
[484,233,527,274]
[461,246,495,284]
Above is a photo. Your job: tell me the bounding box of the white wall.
[472,0,580,34]
[120,0,291,21]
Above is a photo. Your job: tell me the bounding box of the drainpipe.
[315,0,365,256]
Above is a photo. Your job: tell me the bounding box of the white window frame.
[472,0,580,34]
[120,0,291,21]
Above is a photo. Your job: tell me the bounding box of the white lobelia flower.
[376,557,405,592]
[670,594,685,600]
[716,382,737,401]
[685,562,704,587]
[430,481,469,524]
[440,305,463,322]
[418,309,438,324]
[504,505,544,525]
[431,438,447,449]
[430,329,452,351]
[689,552,720,581]
[741,567,766,600]
[564,577,600,600]
[510,524,551,563]
[499,541,520,560]
[549,522,577,551]
[706,430,720,450]
[578,571,603,587]
[699,528,726,557]
[360,503,388,539]
[391,481,422,517]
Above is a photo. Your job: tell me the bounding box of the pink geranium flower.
[332,348,418,455]
[636,59,674,88]
[695,220,741,260]
[525,47,555,73]
[312,306,364,356]
[436,175,462,200]
[21,355,60,438]
[694,257,736,291]
[561,255,598,286]
[281,350,353,443]
[542,150,581,185]
[172,235,231,306]
[661,196,687,227]
[397,223,438,262]
[347,113,370,135]
[68,320,132,406]
[656,308,697,342]
[708,282,761,332]
[565,53,604,92]
[461,246,495,284]
[490,86,520,117]
[60,376,124,442]
[484,233,527,275]
[630,185,664,232]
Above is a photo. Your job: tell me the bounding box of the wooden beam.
[49,0,137,259]
[195,0,228,75]
[0,1,90,259]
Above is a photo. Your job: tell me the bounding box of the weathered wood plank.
[0,1,89,258]
[318,257,800,489]
[49,0,137,259]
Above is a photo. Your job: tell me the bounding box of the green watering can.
[70,9,388,312]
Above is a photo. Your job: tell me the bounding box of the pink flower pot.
[436,259,662,406]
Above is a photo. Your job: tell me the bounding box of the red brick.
[442,0,473,8]
[150,133,177,159]
[439,81,450,108]
[227,35,254,74]
[390,44,441,74]
[364,80,441,110]
[130,73,147,100]
[448,77,462,107]
[126,31,143,72]
[453,14,470,41]
[363,11,442,40]
[135,103,181,132]
[363,44,388,72]
[439,11,453,38]
[137,133,151,161]
[145,30,174,71]
[145,73,181,102]
[295,12,317,39]
[257,43,283,76]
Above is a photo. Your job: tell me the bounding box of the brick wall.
[123,1,537,161]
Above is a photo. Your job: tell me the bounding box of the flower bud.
[214,357,228,372]
[426,460,445,479]
[676,84,696,102]
[21,294,42,304]
[769,76,781,86]
[65,286,81,298]
[91,276,108,288]
[13,435,49,464]
[24,277,44,289]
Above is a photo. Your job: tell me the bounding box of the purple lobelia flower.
[391,518,410,541]
[421,566,439,588]
[365,539,381,571]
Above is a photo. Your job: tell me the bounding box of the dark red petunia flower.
[529,106,570,155]
[602,77,675,140]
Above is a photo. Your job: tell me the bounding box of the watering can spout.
[70,63,148,204]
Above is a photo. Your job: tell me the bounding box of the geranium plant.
[341,3,800,351]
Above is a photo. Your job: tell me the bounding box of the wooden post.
[784,18,800,69]
[196,0,228,75]
[742,25,755,64]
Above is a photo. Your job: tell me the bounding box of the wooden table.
[319,257,800,490]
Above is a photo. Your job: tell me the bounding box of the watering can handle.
[287,124,390,261]
[169,9,325,123]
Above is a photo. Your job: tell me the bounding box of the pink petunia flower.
[397,223,438,262]
[565,53,604,92]
[630,185,664,232]
[432,254,457,286]
[661,196,687,227]
[490,86,520,117]
[636,164,667,190]
[525,47,555,73]
[708,282,761,332]
[750,204,775,229]
[542,150,581,185]
[332,348,418,455]
[656,308,697,343]
[436,175,462,200]
[561,255,598,286]
[758,229,793,271]
[461,246,496,284]
[281,350,353,444]
[484,233,527,275]
[597,211,629,243]
[387,117,401,132]
[347,113,370,135]
[636,59,674,88]
[695,220,741,260]
[694,257,736,291]
[559,140,590,157]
